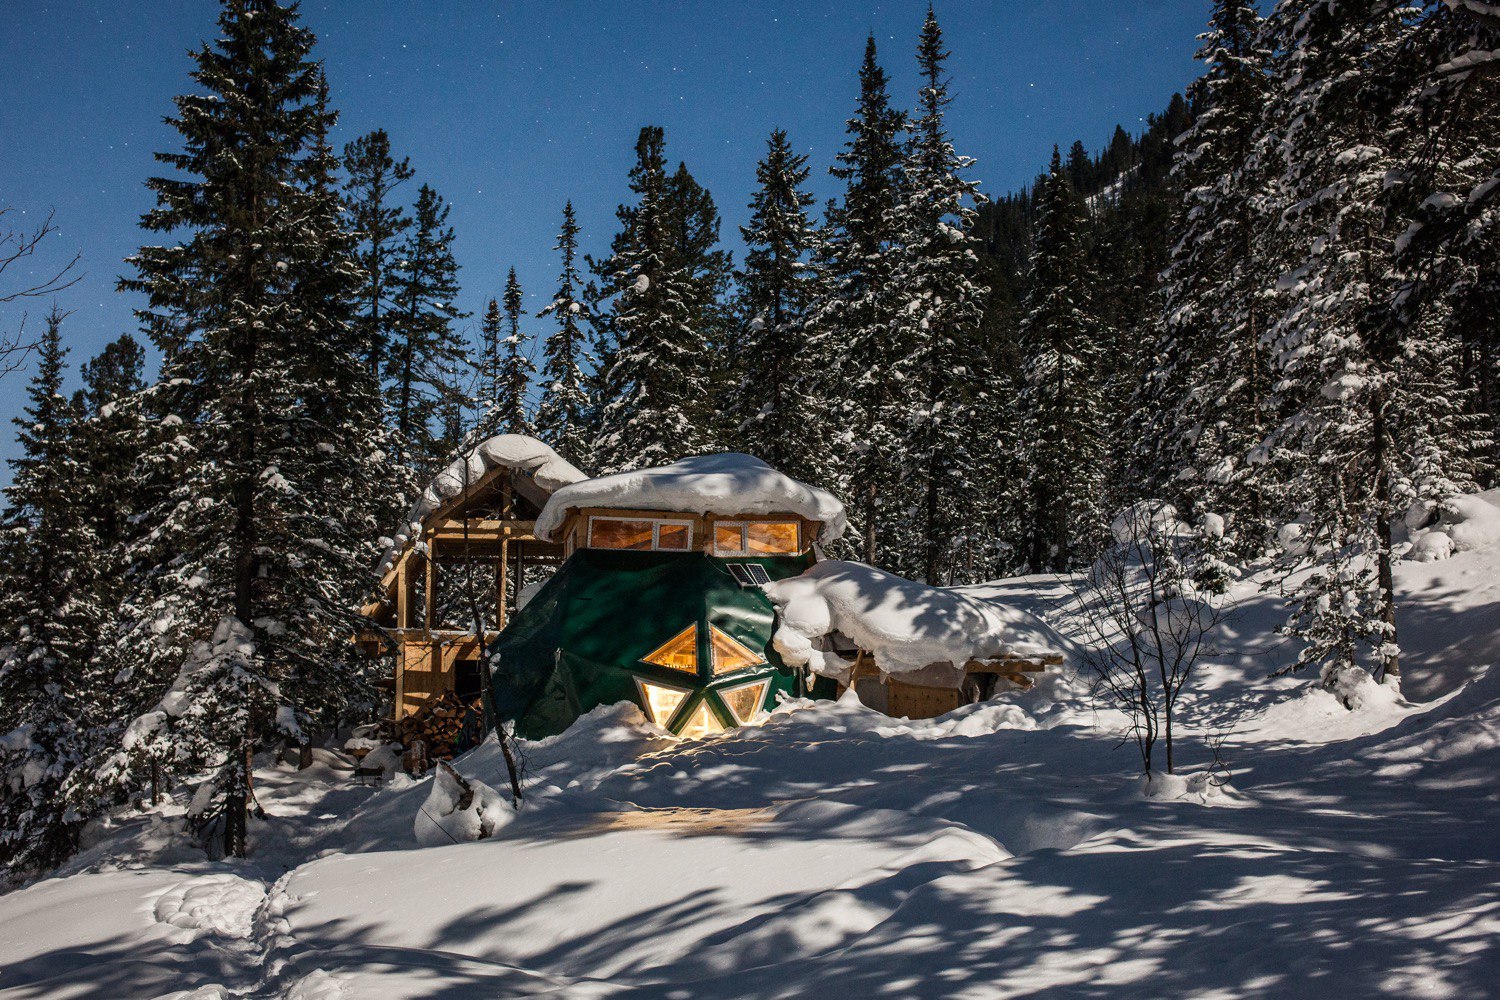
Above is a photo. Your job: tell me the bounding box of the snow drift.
[534,452,848,544]
[764,560,1068,685]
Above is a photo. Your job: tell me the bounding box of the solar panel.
[745,565,772,586]
[727,563,754,586]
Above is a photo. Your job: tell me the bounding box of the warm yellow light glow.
[634,677,690,728]
[677,701,726,739]
[747,521,800,554]
[709,626,763,675]
[642,624,698,673]
[718,678,771,725]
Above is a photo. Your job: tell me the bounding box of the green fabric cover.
[486,549,834,738]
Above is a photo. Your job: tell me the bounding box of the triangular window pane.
[642,624,698,673]
[634,676,690,728]
[710,626,763,675]
[719,678,771,726]
[677,701,725,740]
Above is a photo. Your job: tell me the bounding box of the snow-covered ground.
[3,544,1499,998]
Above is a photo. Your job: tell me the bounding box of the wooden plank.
[497,537,509,631]
[424,549,438,630]
[886,679,962,720]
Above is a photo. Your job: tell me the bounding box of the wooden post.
[497,536,509,632]
[396,556,414,630]
[424,542,438,630]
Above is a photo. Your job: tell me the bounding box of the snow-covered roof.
[764,560,1068,686]
[533,453,848,544]
[378,435,587,578]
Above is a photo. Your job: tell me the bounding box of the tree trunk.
[1372,389,1400,685]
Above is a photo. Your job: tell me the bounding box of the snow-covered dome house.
[486,453,846,738]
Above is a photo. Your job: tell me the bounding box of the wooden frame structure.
[845,650,1065,720]
[358,462,566,720]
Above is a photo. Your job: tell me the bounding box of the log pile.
[387,691,483,770]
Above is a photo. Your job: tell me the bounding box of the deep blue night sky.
[0,1,1210,471]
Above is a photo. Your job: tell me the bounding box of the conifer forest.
[1,4,1499,997]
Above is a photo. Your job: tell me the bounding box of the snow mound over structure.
[764,560,1068,685]
[377,434,586,576]
[1407,489,1500,563]
[534,452,848,544]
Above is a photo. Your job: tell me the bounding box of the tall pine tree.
[1017,149,1105,572]
[806,35,907,564]
[883,7,991,584]
[342,128,413,381]
[535,201,592,466]
[591,127,711,471]
[0,310,102,873]
[731,128,819,477]
[111,0,390,856]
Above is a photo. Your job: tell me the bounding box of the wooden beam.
[497,537,509,631]
[424,547,438,630]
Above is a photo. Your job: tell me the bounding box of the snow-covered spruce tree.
[1260,0,1479,695]
[478,296,503,419]
[664,160,734,450]
[591,127,712,471]
[342,128,413,381]
[112,2,392,856]
[1017,149,1106,573]
[881,7,991,585]
[535,201,593,467]
[496,267,536,436]
[0,310,103,874]
[731,128,819,479]
[805,34,907,565]
[1385,1,1500,481]
[1143,0,1277,555]
[387,182,467,470]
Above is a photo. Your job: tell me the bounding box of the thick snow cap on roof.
[765,560,1068,686]
[378,435,587,577]
[534,452,848,544]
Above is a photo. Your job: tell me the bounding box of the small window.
[715,522,745,555]
[709,626,763,675]
[590,517,654,550]
[589,516,694,552]
[718,677,771,725]
[633,676,691,728]
[747,521,800,555]
[642,624,698,673]
[713,520,801,556]
[657,522,691,551]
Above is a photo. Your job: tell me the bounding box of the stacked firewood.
[388,692,483,770]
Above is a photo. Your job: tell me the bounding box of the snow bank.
[378,434,586,576]
[413,761,513,846]
[1405,489,1500,563]
[764,560,1067,685]
[534,452,847,544]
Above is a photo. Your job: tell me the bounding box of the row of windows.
[583,515,803,556]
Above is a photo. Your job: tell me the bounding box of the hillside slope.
[1,542,1497,999]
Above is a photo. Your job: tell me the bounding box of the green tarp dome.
[487,548,834,738]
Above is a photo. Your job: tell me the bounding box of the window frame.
[711,519,803,557]
[587,514,696,552]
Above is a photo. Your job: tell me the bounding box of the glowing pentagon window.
[633,676,691,729]
[677,701,726,740]
[718,677,771,725]
[709,626,763,675]
[642,624,698,673]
